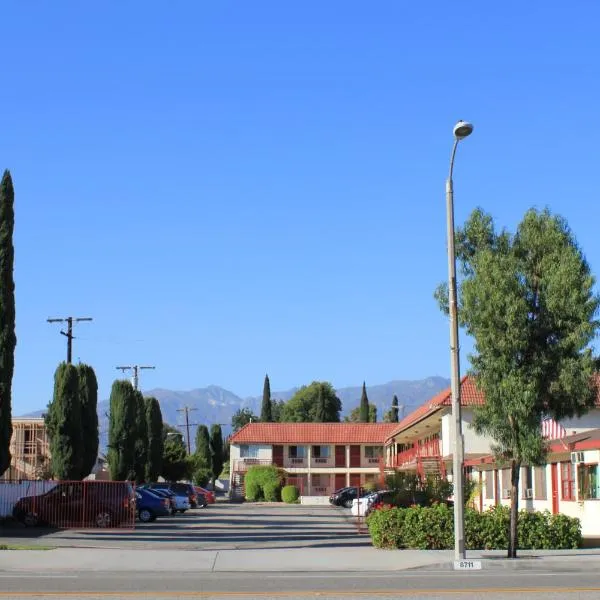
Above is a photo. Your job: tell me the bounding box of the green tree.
[210,424,224,481]
[359,382,370,422]
[315,387,326,422]
[384,395,400,423]
[133,390,148,483]
[144,397,163,482]
[280,381,342,422]
[45,363,83,479]
[77,364,99,479]
[0,170,16,477]
[261,374,272,422]
[107,380,138,480]
[271,399,285,422]
[232,407,258,432]
[194,425,211,470]
[161,424,190,482]
[345,403,377,423]
[436,207,600,558]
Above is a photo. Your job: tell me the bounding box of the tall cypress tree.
[391,395,399,423]
[77,364,99,479]
[315,387,326,422]
[359,382,370,422]
[145,397,163,482]
[261,374,272,422]
[209,424,224,481]
[0,171,16,477]
[107,380,137,480]
[45,363,83,479]
[194,425,211,469]
[133,390,148,483]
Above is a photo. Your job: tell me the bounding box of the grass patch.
[0,544,55,551]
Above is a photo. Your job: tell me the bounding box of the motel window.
[561,462,576,501]
[288,446,306,459]
[521,466,533,499]
[534,467,547,500]
[578,464,600,500]
[501,469,511,498]
[312,446,330,459]
[364,446,383,459]
[484,471,494,499]
[240,445,259,459]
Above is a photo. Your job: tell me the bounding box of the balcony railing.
[233,459,273,472]
[387,438,442,469]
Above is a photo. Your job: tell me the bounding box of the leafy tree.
[77,364,98,479]
[144,397,163,482]
[210,424,224,481]
[280,382,342,423]
[261,374,272,422]
[232,407,258,432]
[359,382,370,422]
[384,395,400,423]
[315,387,326,422]
[0,170,15,477]
[271,399,285,422]
[133,390,148,483]
[45,363,83,479]
[435,207,600,558]
[345,403,377,423]
[161,424,190,482]
[194,425,211,470]
[107,380,138,480]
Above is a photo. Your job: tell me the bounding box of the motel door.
[272,445,284,467]
[334,473,346,490]
[551,463,559,514]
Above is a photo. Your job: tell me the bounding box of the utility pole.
[177,406,198,454]
[115,365,156,390]
[47,316,93,363]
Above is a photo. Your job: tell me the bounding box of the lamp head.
[453,120,474,140]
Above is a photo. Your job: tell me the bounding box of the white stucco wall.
[441,409,493,456]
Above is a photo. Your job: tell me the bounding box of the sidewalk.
[1,546,599,573]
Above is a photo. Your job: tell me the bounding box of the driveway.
[0,502,368,550]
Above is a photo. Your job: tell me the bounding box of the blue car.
[135,488,172,522]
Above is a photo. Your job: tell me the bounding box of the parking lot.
[1,502,369,550]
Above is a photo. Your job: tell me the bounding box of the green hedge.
[244,465,283,502]
[281,485,300,503]
[367,504,582,550]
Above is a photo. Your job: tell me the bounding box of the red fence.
[0,480,136,529]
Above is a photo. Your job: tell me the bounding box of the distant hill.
[23,376,450,452]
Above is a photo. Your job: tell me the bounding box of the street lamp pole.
[446,120,473,561]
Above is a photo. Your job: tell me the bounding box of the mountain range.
[25,376,451,452]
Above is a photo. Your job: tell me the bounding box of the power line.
[115,365,156,390]
[47,316,93,363]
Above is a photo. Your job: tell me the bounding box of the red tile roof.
[385,376,483,442]
[230,422,398,445]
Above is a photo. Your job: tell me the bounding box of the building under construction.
[1,417,51,481]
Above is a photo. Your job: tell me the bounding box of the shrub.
[192,467,212,487]
[281,485,300,503]
[366,504,582,551]
[244,465,283,502]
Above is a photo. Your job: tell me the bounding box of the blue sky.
[3,2,600,414]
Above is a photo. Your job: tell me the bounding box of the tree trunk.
[508,459,520,558]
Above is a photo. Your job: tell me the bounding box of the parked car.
[351,490,393,517]
[148,482,199,508]
[329,486,367,508]
[135,488,172,523]
[12,481,135,528]
[194,486,215,504]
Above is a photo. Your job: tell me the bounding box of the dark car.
[140,487,176,513]
[329,486,367,508]
[135,488,171,523]
[13,481,135,528]
[148,482,204,508]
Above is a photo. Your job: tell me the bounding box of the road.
[1,569,600,599]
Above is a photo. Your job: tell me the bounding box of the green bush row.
[366,503,582,550]
[244,465,284,502]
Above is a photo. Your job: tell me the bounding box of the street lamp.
[446,119,473,561]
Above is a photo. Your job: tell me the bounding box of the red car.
[194,486,215,504]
